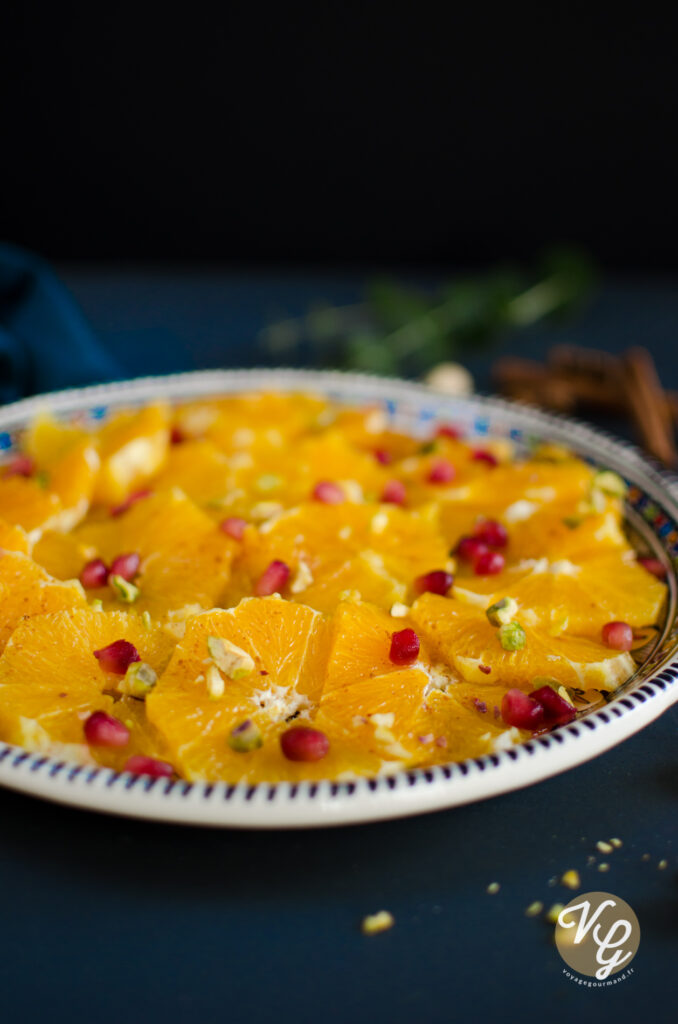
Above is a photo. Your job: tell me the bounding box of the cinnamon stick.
[619,348,678,467]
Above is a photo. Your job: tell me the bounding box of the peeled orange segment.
[23,413,100,523]
[146,599,330,781]
[482,554,667,638]
[0,551,88,652]
[93,403,170,505]
[505,502,629,563]
[74,489,237,618]
[175,391,327,450]
[409,593,635,691]
[32,530,95,581]
[0,474,63,537]
[408,686,523,764]
[316,667,430,763]
[0,608,175,752]
[0,517,30,554]
[332,407,422,461]
[149,440,236,508]
[232,502,449,612]
[459,458,596,508]
[323,599,429,693]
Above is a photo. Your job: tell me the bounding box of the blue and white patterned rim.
[1,368,677,828]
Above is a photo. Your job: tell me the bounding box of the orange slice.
[93,403,170,505]
[0,551,88,652]
[146,598,330,781]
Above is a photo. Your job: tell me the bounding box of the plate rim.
[1,366,677,828]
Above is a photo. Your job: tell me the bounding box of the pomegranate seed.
[79,558,110,589]
[389,627,420,665]
[110,552,140,581]
[474,550,505,575]
[111,489,153,517]
[381,479,407,505]
[638,556,667,580]
[602,621,633,651]
[436,424,462,439]
[255,560,290,596]
[312,480,345,504]
[170,426,185,444]
[280,726,330,762]
[374,448,392,465]
[501,688,545,729]
[93,639,141,674]
[4,454,35,477]
[413,570,454,596]
[427,459,456,484]
[84,710,130,748]
[220,517,248,540]
[473,519,508,548]
[124,754,174,778]
[472,449,498,467]
[455,536,489,562]
[529,685,576,725]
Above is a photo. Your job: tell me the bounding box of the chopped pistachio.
[486,882,500,895]
[561,869,581,890]
[90,598,104,612]
[532,442,571,462]
[205,663,225,699]
[419,441,437,455]
[142,610,152,631]
[35,469,50,489]
[228,719,263,752]
[290,560,314,594]
[256,473,282,492]
[486,596,518,627]
[109,574,140,603]
[596,840,613,854]
[498,621,526,651]
[545,903,565,923]
[562,515,582,529]
[525,901,544,918]
[593,470,627,498]
[118,661,158,698]
[207,635,255,679]
[361,910,394,935]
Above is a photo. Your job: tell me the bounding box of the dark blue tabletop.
[1,269,676,1024]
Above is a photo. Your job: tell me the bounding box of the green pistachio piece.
[498,621,526,651]
[256,473,282,492]
[90,598,104,612]
[562,515,582,529]
[593,470,627,498]
[228,719,263,753]
[142,610,152,630]
[207,635,255,679]
[109,574,140,603]
[118,661,158,698]
[486,596,518,627]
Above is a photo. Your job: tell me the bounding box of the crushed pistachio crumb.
[498,621,526,651]
[545,903,565,923]
[142,610,152,630]
[90,598,103,612]
[596,840,614,854]
[361,910,394,935]
[561,869,580,890]
[207,636,255,679]
[290,560,314,594]
[118,661,158,698]
[486,597,518,627]
[109,574,140,603]
[206,664,225,699]
[594,470,627,498]
[525,901,543,918]
[228,719,263,752]
[486,882,500,895]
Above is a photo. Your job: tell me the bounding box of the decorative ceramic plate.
[0,368,677,827]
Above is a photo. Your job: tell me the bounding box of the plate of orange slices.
[0,368,676,827]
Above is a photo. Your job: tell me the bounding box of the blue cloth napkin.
[0,243,122,404]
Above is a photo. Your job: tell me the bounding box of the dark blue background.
[0,270,676,1024]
